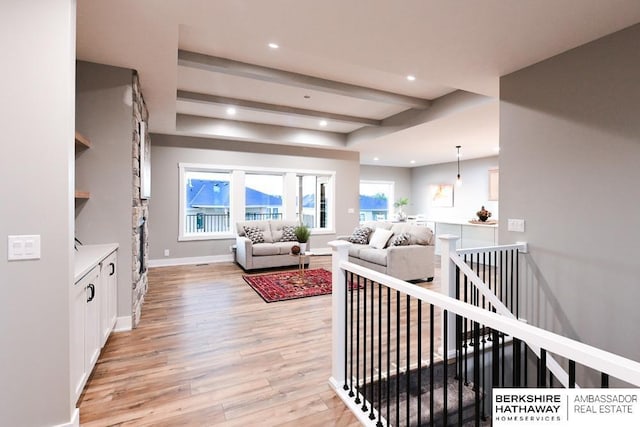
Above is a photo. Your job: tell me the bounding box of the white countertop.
[429,219,499,228]
[75,243,119,282]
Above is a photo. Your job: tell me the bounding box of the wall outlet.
[508,219,525,233]
[163,249,170,257]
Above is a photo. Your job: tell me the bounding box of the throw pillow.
[369,228,394,249]
[280,225,297,242]
[389,232,411,247]
[348,226,372,244]
[243,226,265,244]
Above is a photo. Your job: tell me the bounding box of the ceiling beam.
[178,50,431,109]
[176,90,381,127]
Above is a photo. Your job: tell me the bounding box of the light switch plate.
[507,219,525,233]
[8,235,41,260]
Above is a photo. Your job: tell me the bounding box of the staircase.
[362,359,488,426]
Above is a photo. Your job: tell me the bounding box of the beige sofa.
[235,220,310,271]
[337,221,435,281]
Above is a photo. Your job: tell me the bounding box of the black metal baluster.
[513,338,521,387]
[492,328,500,390]
[430,304,435,427]
[538,349,547,387]
[355,275,361,404]
[510,249,515,314]
[601,373,609,388]
[362,278,368,412]
[386,286,391,426]
[516,248,520,319]
[369,280,375,420]
[406,295,411,426]
[418,300,422,426]
[377,282,382,426]
[396,290,401,425]
[443,310,448,426]
[349,272,355,397]
[463,256,469,386]
[344,272,349,392]
[455,265,461,381]
[569,360,576,388]
[523,344,529,387]
[474,321,481,426]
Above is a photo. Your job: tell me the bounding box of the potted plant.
[294,224,311,253]
[394,197,409,221]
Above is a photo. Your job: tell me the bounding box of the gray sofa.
[235,220,310,270]
[337,221,435,281]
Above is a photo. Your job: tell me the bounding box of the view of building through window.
[185,171,231,234]
[245,174,283,220]
[180,165,334,239]
[359,181,394,222]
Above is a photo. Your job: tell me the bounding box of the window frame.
[178,162,336,241]
[359,180,395,223]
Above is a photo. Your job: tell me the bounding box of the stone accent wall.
[131,71,149,327]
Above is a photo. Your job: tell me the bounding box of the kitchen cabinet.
[100,251,117,347]
[71,244,118,404]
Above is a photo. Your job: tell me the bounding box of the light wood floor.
[78,257,442,426]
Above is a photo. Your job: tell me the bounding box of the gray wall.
[411,156,499,222]
[0,1,75,425]
[76,61,134,317]
[148,134,361,260]
[500,24,640,362]
[360,165,412,215]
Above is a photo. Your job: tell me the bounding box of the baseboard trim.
[148,254,234,268]
[114,316,132,332]
[53,408,79,427]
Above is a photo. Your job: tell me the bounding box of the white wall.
[410,156,499,223]
[0,1,76,425]
[500,24,640,368]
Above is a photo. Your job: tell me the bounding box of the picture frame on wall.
[428,184,454,207]
[139,121,151,199]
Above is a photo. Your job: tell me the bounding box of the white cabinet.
[71,244,118,404]
[70,267,92,402]
[100,251,117,347]
[433,221,498,255]
[84,266,101,373]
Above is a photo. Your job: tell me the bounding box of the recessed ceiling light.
[319,120,328,127]
[304,95,311,99]
[373,157,379,161]
[406,75,416,81]
[226,107,236,116]
[268,42,279,49]
[410,160,416,164]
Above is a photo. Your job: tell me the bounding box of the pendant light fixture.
[456,145,462,187]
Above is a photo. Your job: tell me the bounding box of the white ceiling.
[76,0,640,166]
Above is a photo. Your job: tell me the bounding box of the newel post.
[439,234,460,359]
[328,240,351,388]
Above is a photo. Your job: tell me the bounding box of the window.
[245,174,283,220]
[179,163,335,240]
[297,174,332,230]
[181,169,232,238]
[359,181,394,222]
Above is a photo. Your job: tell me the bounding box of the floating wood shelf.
[75,191,91,200]
[75,131,91,150]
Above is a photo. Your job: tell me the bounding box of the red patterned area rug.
[243,268,333,303]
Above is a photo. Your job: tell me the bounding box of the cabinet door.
[71,271,90,403]
[84,267,101,372]
[100,250,117,347]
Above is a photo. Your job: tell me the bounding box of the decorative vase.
[291,245,301,255]
[476,206,492,222]
[298,242,307,253]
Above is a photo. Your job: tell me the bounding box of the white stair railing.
[440,235,571,387]
[328,239,640,426]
